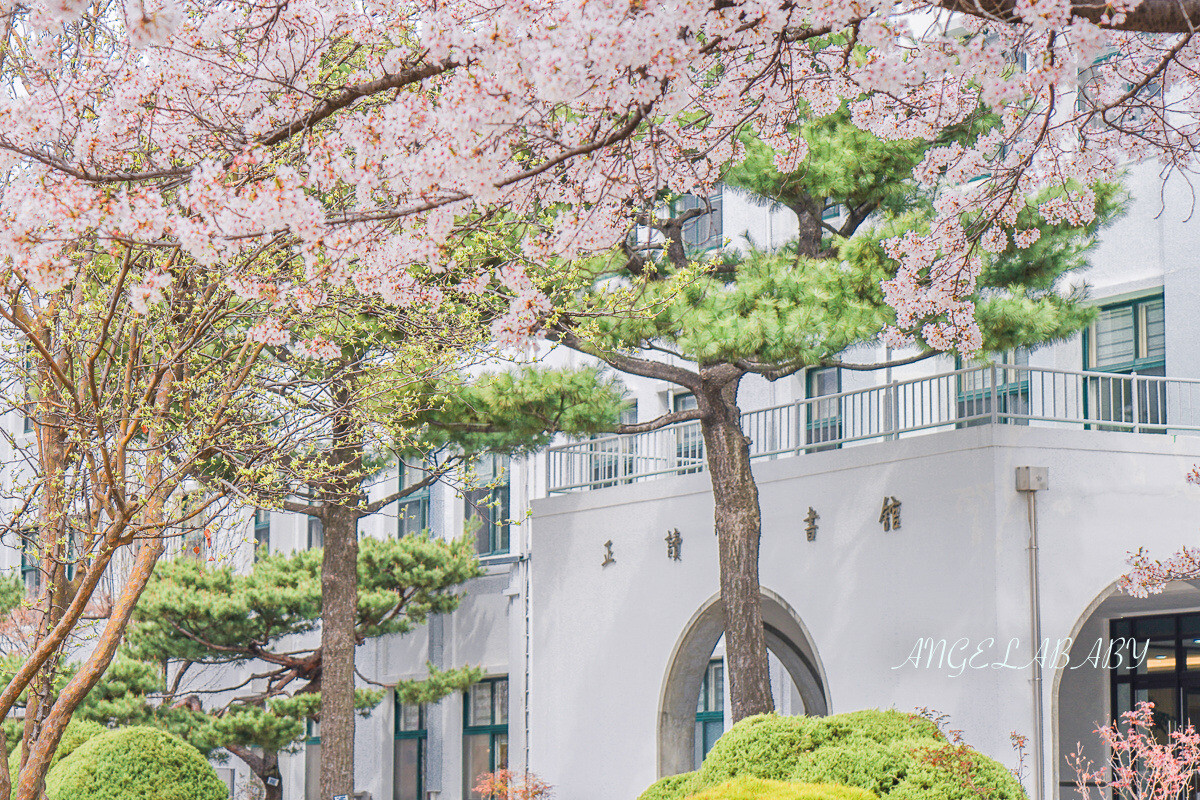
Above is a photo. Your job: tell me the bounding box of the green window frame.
[463,677,508,799]
[1083,293,1166,429]
[304,719,321,800]
[394,700,425,800]
[955,348,1031,426]
[253,509,270,559]
[465,456,510,557]
[19,533,39,596]
[1084,294,1166,374]
[672,392,704,474]
[589,402,638,488]
[695,659,724,768]
[805,367,842,451]
[397,463,431,538]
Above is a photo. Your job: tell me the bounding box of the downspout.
[1016,466,1048,800]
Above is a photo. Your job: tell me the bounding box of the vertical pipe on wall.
[1016,466,1048,800]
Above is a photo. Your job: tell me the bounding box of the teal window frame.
[253,509,270,559]
[397,463,431,538]
[672,392,704,474]
[19,534,39,595]
[394,700,426,800]
[463,677,508,799]
[465,456,510,557]
[1082,293,1166,429]
[1083,293,1166,375]
[805,367,842,451]
[695,659,724,768]
[589,402,638,488]
[955,349,1031,426]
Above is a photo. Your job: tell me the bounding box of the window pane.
[494,679,508,725]
[1143,298,1165,361]
[1094,305,1136,368]
[398,702,422,732]
[468,683,492,727]
[307,515,323,550]
[464,734,492,800]
[494,733,509,771]
[393,738,421,800]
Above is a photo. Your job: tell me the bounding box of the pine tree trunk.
[698,380,774,722]
[225,744,282,800]
[319,502,358,800]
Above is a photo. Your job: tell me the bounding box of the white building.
[9,163,1200,800]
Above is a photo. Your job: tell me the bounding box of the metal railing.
[546,364,1200,493]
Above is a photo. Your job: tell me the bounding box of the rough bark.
[697,376,774,722]
[225,744,283,800]
[318,500,359,800]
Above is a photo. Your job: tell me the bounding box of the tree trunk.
[698,379,774,723]
[225,744,282,800]
[319,500,359,800]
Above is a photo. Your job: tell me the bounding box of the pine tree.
[543,103,1125,722]
[120,535,483,800]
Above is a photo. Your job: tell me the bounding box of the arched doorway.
[656,588,828,777]
[1053,579,1200,799]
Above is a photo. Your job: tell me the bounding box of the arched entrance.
[1053,578,1200,799]
[656,588,828,777]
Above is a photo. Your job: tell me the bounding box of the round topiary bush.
[7,718,108,794]
[687,777,879,799]
[637,710,1027,800]
[44,726,228,800]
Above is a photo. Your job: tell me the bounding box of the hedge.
[44,726,227,800]
[7,719,108,795]
[638,710,1027,800]
[685,777,879,799]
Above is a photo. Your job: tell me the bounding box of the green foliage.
[637,710,1025,800]
[0,574,24,618]
[44,726,228,800]
[414,366,628,453]
[686,778,879,800]
[122,534,483,760]
[8,718,107,792]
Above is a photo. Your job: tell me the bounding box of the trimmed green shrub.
[7,719,108,794]
[637,710,1026,800]
[44,726,227,800]
[685,777,878,799]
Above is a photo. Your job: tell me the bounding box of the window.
[307,515,323,550]
[464,455,509,557]
[677,191,724,253]
[253,509,270,559]
[673,393,704,474]
[304,719,321,800]
[21,401,33,435]
[1084,294,1166,429]
[397,463,431,538]
[805,368,842,451]
[1110,613,1200,754]
[20,534,39,596]
[394,700,425,800]
[463,677,508,799]
[956,348,1030,427]
[589,403,638,488]
[695,659,724,768]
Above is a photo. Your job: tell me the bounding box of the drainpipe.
[1016,466,1048,800]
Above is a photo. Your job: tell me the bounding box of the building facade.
[7,162,1200,800]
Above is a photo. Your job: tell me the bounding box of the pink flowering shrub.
[1067,702,1200,799]
[473,770,554,800]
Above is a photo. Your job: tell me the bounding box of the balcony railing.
[546,364,1200,493]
